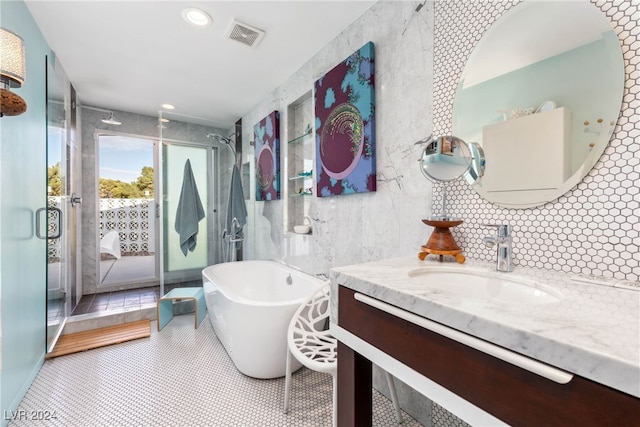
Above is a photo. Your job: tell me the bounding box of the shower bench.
[157,287,207,331]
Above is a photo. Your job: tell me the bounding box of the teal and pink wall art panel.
[314,41,376,197]
[254,110,280,201]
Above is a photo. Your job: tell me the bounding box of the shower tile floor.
[10,315,423,426]
[71,286,161,315]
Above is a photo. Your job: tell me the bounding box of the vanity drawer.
[338,286,640,426]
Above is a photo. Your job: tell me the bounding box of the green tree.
[48,162,62,196]
[99,166,153,199]
[99,178,121,198]
[135,166,154,195]
[115,181,143,198]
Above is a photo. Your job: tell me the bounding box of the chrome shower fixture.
[207,133,237,157]
[207,133,233,144]
[101,111,121,125]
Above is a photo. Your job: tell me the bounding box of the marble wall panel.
[240,2,436,422]
[243,1,435,275]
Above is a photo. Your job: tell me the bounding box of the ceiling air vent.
[226,20,265,48]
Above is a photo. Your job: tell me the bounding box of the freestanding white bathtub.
[202,260,324,379]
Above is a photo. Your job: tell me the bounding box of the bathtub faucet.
[224,217,244,244]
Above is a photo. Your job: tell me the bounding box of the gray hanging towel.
[226,164,248,235]
[175,159,205,256]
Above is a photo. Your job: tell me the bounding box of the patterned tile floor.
[10,315,422,426]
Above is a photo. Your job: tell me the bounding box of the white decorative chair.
[284,282,403,426]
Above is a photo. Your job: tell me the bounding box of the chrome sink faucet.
[483,224,514,272]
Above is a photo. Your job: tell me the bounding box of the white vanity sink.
[331,257,640,404]
[408,267,563,304]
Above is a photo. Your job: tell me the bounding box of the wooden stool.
[157,287,207,331]
[418,219,465,263]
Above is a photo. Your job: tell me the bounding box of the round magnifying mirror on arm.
[419,135,484,217]
[417,135,484,263]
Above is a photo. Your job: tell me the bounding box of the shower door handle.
[36,207,62,239]
[71,193,82,207]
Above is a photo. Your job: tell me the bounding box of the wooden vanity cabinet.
[337,286,640,426]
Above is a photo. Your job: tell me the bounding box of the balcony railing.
[99,198,155,255]
[46,197,155,260]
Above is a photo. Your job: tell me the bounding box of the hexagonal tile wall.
[432,0,638,425]
[433,0,638,283]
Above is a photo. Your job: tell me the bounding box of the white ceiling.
[25,1,376,129]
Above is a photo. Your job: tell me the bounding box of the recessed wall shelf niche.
[285,90,314,234]
[288,124,312,145]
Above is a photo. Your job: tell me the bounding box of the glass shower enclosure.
[158,111,231,295]
[45,55,78,351]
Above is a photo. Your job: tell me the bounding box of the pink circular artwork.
[256,144,274,190]
[319,103,364,180]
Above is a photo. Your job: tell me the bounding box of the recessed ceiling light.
[182,8,212,27]
[161,104,175,110]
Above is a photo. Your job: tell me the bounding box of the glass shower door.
[45,55,74,351]
[161,143,214,292]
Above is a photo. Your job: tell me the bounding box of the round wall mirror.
[452,0,625,208]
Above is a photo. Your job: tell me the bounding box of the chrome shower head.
[208,133,237,158]
[207,133,232,144]
[101,111,121,125]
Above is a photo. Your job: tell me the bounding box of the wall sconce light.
[0,28,27,117]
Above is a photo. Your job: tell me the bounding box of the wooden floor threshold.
[47,320,151,359]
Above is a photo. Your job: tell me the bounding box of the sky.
[48,131,153,183]
[47,126,64,167]
[98,135,154,182]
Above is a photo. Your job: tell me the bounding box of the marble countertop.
[330,257,640,398]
